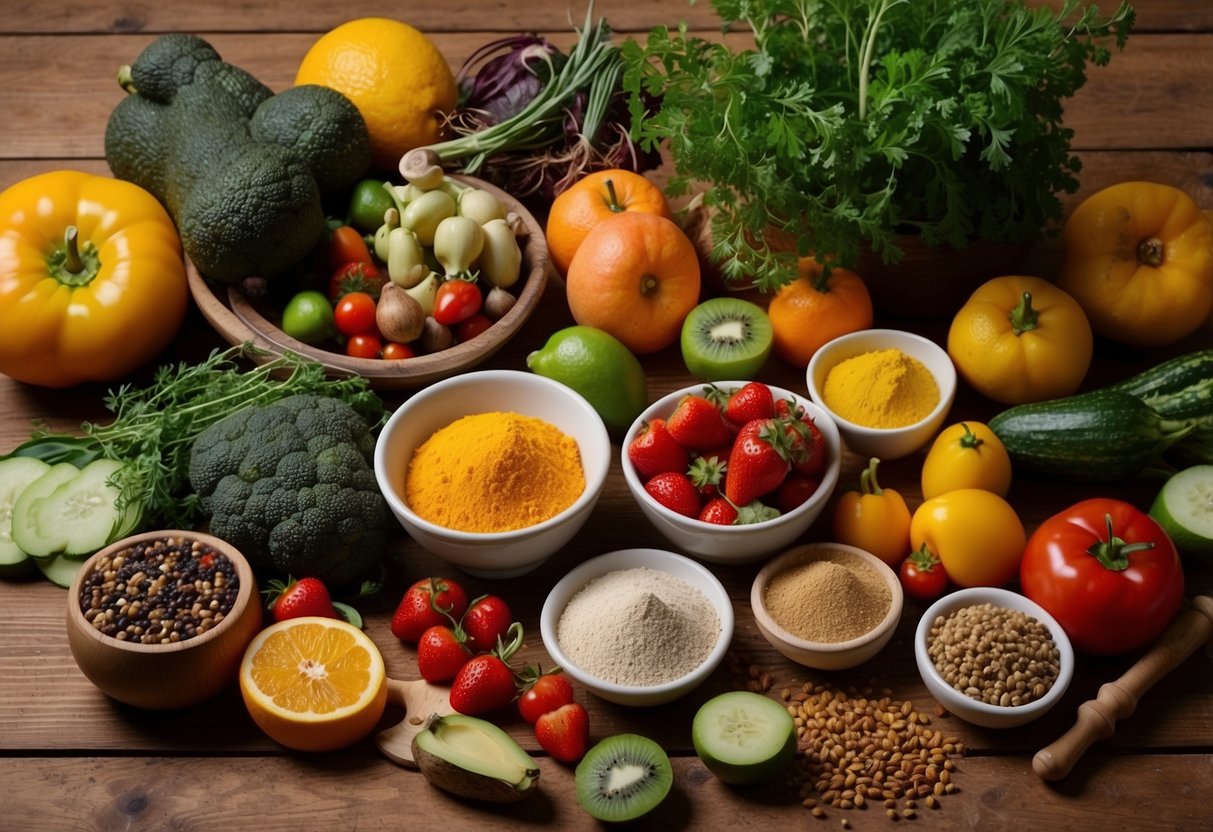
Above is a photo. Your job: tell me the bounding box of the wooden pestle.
[1033,595,1213,781]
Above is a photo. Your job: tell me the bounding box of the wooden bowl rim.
[66,530,257,656]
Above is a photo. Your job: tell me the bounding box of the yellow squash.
[0,170,186,387]
[947,275,1092,405]
[1059,181,1213,348]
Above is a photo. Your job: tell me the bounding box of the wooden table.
[2,2,1212,829]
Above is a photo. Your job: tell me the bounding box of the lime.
[526,326,648,435]
[1150,465,1213,557]
[281,290,335,345]
[347,178,395,234]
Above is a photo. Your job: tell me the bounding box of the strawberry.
[776,474,822,513]
[687,452,728,498]
[644,471,702,518]
[725,418,793,505]
[450,622,525,716]
[262,577,338,622]
[698,497,738,525]
[390,577,469,644]
[461,594,514,653]
[666,394,732,450]
[534,702,590,764]
[776,398,827,476]
[626,418,689,480]
[416,624,471,683]
[725,382,775,426]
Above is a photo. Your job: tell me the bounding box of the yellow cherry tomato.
[832,457,911,567]
[920,421,1012,500]
[909,489,1026,588]
[947,275,1092,405]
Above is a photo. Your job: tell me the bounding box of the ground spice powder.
[822,347,938,428]
[405,411,584,533]
[556,567,720,687]
[764,549,891,642]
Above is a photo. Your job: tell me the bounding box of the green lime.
[1149,464,1213,557]
[347,178,396,234]
[281,290,335,345]
[526,325,648,435]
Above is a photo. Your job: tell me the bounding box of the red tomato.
[326,225,374,270]
[328,261,386,302]
[518,672,575,724]
[345,332,382,359]
[461,595,513,653]
[334,291,378,336]
[898,547,949,602]
[456,313,493,342]
[1020,498,1184,655]
[381,341,415,360]
[433,280,483,326]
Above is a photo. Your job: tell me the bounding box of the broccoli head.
[188,394,389,587]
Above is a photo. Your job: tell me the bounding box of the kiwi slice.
[681,297,773,381]
[575,733,673,822]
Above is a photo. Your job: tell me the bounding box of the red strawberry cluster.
[628,382,828,525]
[390,576,589,763]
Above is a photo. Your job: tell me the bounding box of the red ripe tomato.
[328,261,386,302]
[898,547,949,602]
[461,595,513,653]
[456,313,493,342]
[345,332,382,359]
[334,291,378,336]
[1020,498,1184,655]
[381,341,415,360]
[433,280,483,326]
[518,672,575,724]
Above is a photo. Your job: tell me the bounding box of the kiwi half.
[575,733,673,822]
[680,297,774,381]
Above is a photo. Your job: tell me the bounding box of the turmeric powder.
[405,412,585,533]
[822,348,939,428]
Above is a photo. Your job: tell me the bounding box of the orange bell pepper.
[831,457,911,568]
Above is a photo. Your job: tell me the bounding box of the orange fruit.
[546,170,672,276]
[239,617,387,752]
[566,212,701,355]
[295,18,457,170]
[768,259,874,368]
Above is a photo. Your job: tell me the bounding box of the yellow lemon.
[295,18,457,170]
[239,616,387,752]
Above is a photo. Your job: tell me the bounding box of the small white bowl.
[751,543,903,670]
[620,382,842,565]
[806,329,957,460]
[373,370,611,578]
[540,548,735,707]
[915,587,1075,729]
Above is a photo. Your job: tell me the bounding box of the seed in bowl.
[78,536,239,645]
[927,602,1061,707]
[763,547,891,643]
[556,567,720,687]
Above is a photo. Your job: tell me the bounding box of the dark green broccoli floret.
[188,394,388,587]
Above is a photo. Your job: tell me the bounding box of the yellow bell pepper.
[831,457,911,568]
[920,421,1012,500]
[947,274,1092,405]
[0,170,186,388]
[909,488,1026,588]
[1059,181,1213,348]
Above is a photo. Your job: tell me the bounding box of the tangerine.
[565,212,701,355]
[546,169,672,276]
[768,259,873,368]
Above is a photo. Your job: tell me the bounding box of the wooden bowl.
[186,175,551,390]
[66,530,263,710]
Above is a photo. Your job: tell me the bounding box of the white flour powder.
[555,566,721,686]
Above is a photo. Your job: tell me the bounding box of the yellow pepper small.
[920,421,1012,500]
[0,170,187,388]
[831,457,911,568]
[910,489,1026,588]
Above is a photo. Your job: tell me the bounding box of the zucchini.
[989,390,1195,479]
[1109,349,1213,428]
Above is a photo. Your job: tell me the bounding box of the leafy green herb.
[622,0,1134,292]
[3,344,385,529]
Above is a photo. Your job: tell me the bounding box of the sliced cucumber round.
[11,463,82,559]
[12,460,131,560]
[35,553,85,589]
[691,691,796,785]
[1151,464,1213,557]
[0,457,52,577]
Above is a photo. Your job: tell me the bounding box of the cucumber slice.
[12,460,130,559]
[1150,464,1213,557]
[11,463,82,559]
[0,457,52,577]
[691,691,796,785]
[35,553,85,589]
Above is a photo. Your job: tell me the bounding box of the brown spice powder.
[764,549,891,642]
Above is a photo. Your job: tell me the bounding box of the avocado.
[411,714,541,803]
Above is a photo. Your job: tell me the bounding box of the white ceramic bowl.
[751,543,903,670]
[540,548,735,707]
[806,329,957,460]
[915,587,1075,729]
[620,382,842,564]
[373,370,611,578]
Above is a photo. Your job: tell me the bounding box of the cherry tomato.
[776,474,821,513]
[326,224,374,270]
[461,595,513,653]
[328,261,386,302]
[381,341,415,360]
[334,291,378,336]
[518,672,575,725]
[345,332,382,359]
[899,547,949,602]
[456,313,493,342]
[433,280,483,326]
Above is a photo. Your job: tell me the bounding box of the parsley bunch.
[622,0,1134,293]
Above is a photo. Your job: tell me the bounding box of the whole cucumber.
[1109,349,1213,428]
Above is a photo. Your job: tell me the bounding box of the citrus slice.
[239,616,387,752]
